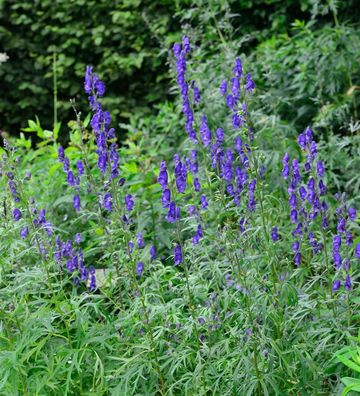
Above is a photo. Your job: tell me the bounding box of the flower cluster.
[5,166,53,241]
[332,193,358,292]
[173,36,198,142]
[158,37,261,268]
[54,234,96,290]
[282,127,328,266]
[57,145,83,212]
[84,66,120,209]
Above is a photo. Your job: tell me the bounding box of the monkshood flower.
[344,275,352,291]
[200,195,208,210]
[200,115,212,147]
[137,232,145,249]
[58,146,65,162]
[308,232,323,255]
[74,233,82,244]
[33,209,53,237]
[271,227,279,242]
[191,81,201,104]
[129,241,134,254]
[188,205,197,216]
[8,179,20,202]
[245,73,255,93]
[13,208,22,221]
[89,270,96,291]
[67,171,75,186]
[348,207,357,221]
[20,226,29,239]
[150,245,157,261]
[76,160,85,176]
[103,192,112,212]
[194,178,201,192]
[125,194,134,211]
[175,159,187,193]
[234,58,243,77]
[162,189,171,208]
[73,195,81,212]
[192,224,203,245]
[356,243,360,259]
[220,81,227,96]
[63,157,70,172]
[166,201,180,223]
[216,127,224,143]
[174,244,183,266]
[136,262,144,276]
[332,280,341,292]
[158,161,168,190]
[190,150,198,174]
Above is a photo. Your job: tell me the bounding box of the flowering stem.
[123,228,165,394]
[182,258,208,395]
[233,250,262,391]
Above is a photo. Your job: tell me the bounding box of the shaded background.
[1,0,359,141]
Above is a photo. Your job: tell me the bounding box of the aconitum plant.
[1,32,359,396]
